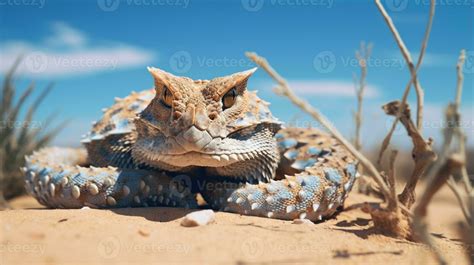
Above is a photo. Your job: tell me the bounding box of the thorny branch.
[375,0,435,163]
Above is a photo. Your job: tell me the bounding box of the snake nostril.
[208,113,217,121]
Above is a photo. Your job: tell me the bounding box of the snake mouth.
[132,133,261,168]
[152,151,249,167]
[133,121,281,169]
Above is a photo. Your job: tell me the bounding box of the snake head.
[132,67,282,171]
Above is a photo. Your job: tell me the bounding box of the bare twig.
[246,51,393,203]
[353,42,376,195]
[455,216,473,264]
[375,0,434,131]
[247,52,419,241]
[460,191,473,264]
[446,178,471,224]
[457,138,471,194]
[429,50,472,226]
[387,150,399,211]
[353,42,373,150]
[413,155,464,265]
[454,50,465,108]
[382,101,437,208]
[434,51,466,177]
[452,50,471,194]
[375,0,435,163]
[409,50,471,265]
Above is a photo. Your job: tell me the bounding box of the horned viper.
[23,67,358,221]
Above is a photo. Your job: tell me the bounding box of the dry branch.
[413,155,464,265]
[375,0,435,163]
[426,50,472,226]
[382,101,437,208]
[246,51,392,201]
[434,51,466,175]
[353,42,373,150]
[456,192,473,264]
[415,155,464,219]
[247,50,419,239]
[410,51,472,264]
[446,178,471,224]
[353,42,375,195]
[441,50,472,225]
[451,50,471,194]
[387,150,398,211]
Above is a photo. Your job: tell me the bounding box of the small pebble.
[28,232,46,240]
[138,228,150,237]
[292,219,315,226]
[80,206,91,210]
[180,210,215,227]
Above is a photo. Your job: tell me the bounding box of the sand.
[1,185,470,265]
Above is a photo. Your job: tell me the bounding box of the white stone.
[292,219,314,226]
[180,210,215,227]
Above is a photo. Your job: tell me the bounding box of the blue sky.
[0,0,472,150]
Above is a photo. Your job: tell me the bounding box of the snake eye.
[161,86,173,108]
[222,87,237,110]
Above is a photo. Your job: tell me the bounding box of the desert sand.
[1,185,469,265]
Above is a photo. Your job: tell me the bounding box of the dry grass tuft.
[0,58,64,209]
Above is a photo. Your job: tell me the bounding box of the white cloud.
[414,52,456,67]
[51,118,92,147]
[422,103,473,140]
[287,80,379,98]
[0,22,156,78]
[360,101,474,148]
[45,21,87,48]
[389,50,457,67]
